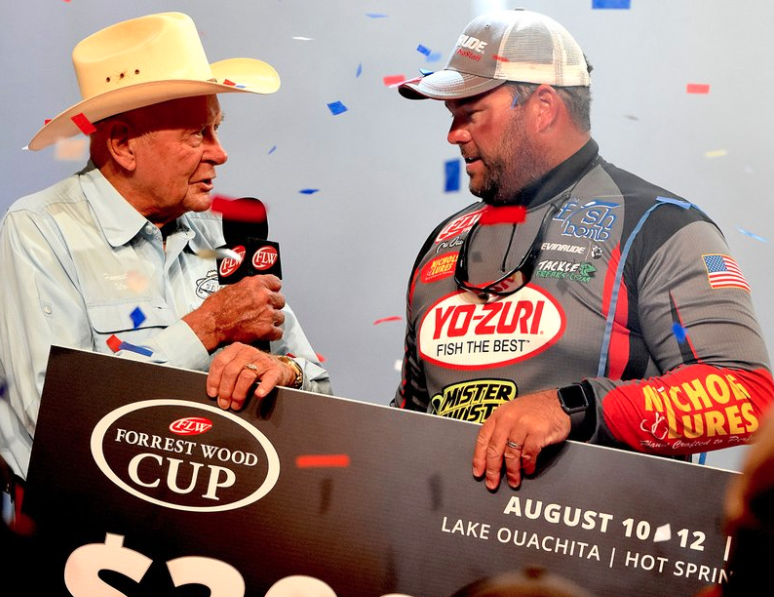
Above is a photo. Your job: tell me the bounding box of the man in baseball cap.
[0,12,331,496]
[392,9,772,491]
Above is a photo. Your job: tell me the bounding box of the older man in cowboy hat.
[0,12,331,487]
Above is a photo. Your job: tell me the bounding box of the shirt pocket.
[87,300,177,352]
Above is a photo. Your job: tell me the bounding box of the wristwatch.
[277,355,303,389]
[557,381,594,440]
[557,382,590,414]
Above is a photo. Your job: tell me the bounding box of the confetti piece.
[738,228,768,243]
[54,137,88,161]
[394,359,402,372]
[480,205,527,225]
[118,341,153,357]
[493,54,510,63]
[197,248,243,261]
[315,352,326,363]
[383,74,407,87]
[444,159,461,193]
[623,114,639,121]
[686,83,710,94]
[426,52,443,62]
[419,69,434,76]
[296,454,351,468]
[593,0,631,8]
[126,270,149,294]
[223,79,236,86]
[672,323,687,344]
[107,334,123,353]
[704,149,727,158]
[44,119,52,125]
[71,112,97,135]
[268,145,277,155]
[373,316,403,325]
[211,195,268,223]
[299,189,320,195]
[417,44,431,56]
[366,13,388,18]
[510,94,520,108]
[292,36,314,41]
[653,523,672,542]
[356,63,363,78]
[327,101,348,115]
[130,306,146,329]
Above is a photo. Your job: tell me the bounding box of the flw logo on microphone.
[253,246,278,271]
[219,246,246,278]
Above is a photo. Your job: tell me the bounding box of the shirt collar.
[506,138,600,208]
[79,162,148,247]
[78,162,224,251]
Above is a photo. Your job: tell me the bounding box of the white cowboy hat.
[28,12,281,151]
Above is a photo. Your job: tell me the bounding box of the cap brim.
[398,70,505,100]
[28,57,280,151]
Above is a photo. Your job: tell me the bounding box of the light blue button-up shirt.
[0,163,331,479]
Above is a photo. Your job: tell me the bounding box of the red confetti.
[686,83,710,94]
[71,112,97,135]
[223,79,236,86]
[383,74,408,87]
[315,352,326,363]
[373,316,402,325]
[106,334,122,353]
[492,54,510,62]
[44,119,52,125]
[479,205,527,225]
[295,454,351,468]
[210,195,268,223]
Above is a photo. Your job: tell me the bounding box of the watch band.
[277,355,303,389]
[557,381,595,441]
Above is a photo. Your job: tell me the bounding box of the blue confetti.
[417,44,431,56]
[299,189,320,195]
[366,13,388,18]
[118,341,153,357]
[268,145,277,155]
[444,159,461,193]
[738,228,768,243]
[356,63,363,78]
[592,0,631,8]
[130,306,146,329]
[672,322,687,344]
[511,94,520,108]
[327,101,349,116]
[426,52,443,62]
[419,68,434,76]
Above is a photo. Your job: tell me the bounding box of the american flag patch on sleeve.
[702,254,751,292]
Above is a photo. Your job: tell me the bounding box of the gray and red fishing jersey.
[393,140,773,456]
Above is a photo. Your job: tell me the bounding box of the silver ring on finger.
[506,440,522,450]
[244,363,259,372]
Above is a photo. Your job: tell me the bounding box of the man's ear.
[532,84,561,133]
[103,119,138,172]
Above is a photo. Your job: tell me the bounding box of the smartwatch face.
[559,384,589,413]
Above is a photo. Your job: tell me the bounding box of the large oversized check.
[23,346,736,596]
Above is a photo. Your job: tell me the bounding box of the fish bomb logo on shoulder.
[252,246,278,271]
[218,246,245,278]
[418,286,565,369]
[91,400,280,512]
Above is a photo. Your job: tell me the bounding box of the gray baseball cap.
[399,8,591,100]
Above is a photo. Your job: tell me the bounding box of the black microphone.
[215,197,283,352]
[216,197,282,284]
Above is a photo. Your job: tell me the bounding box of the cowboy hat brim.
[27,58,280,151]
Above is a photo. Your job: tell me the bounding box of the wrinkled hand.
[184,275,286,351]
[207,343,299,411]
[472,389,571,490]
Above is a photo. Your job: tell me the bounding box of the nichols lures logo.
[418,286,565,369]
[91,400,280,512]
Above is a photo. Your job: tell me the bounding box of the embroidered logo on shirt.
[702,254,751,292]
[196,270,221,299]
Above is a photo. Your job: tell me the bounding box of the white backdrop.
[3,0,773,472]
